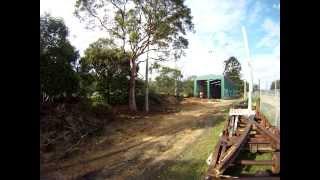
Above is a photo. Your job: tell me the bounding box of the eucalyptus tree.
[75,0,194,112]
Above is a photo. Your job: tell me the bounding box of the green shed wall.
[193,74,237,99]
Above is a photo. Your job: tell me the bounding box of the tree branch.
[150,57,167,61]
[110,0,127,52]
[84,5,110,32]
[137,60,145,65]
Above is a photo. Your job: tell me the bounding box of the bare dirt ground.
[41,98,240,180]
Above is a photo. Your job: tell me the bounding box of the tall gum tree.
[75,0,194,112]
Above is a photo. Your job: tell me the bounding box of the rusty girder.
[205,109,280,179]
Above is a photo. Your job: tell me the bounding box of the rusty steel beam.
[209,139,223,169]
[238,160,273,165]
[241,117,280,149]
[255,125,280,149]
[252,134,266,138]
[247,139,270,144]
[243,146,274,152]
[212,122,252,176]
[217,142,228,164]
[237,176,280,180]
[272,152,280,174]
[206,106,280,179]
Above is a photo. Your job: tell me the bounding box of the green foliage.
[152,66,183,95]
[134,78,164,111]
[40,13,80,101]
[223,56,242,92]
[75,0,194,111]
[181,75,197,97]
[270,80,280,90]
[78,61,97,97]
[80,38,130,105]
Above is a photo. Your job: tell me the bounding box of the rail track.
[205,103,280,179]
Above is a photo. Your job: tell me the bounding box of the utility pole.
[259,79,261,111]
[241,26,253,111]
[274,79,277,95]
[274,77,279,128]
[145,45,149,113]
[243,80,246,100]
[258,79,261,97]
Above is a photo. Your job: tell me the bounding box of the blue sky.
[40,0,279,88]
[179,0,280,87]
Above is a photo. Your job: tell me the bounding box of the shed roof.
[195,74,224,81]
[195,74,237,87]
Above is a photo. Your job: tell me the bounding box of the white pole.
[145,45,150,113]
[274,78,277,95]
[274,76,278,127]
[259,79,261,111]
[244,80,246,100]
[241,26,253,111]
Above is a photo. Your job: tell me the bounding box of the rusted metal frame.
[248,138,270,144]
[222,116,232,136]
[206,142,224,178]
[211,174,280,180]
[207,112,279,179]
[227,136,240,147]
[272,151,280,174]
[228,116,235,138]
[237,160,273,165]
[208,136,225,169]
[241,117,279,149]
[252,134,266,138]
[208,116,234,168]
[256,109,274,129]
[254,124,280,149]
[217,141,228,164]
[237,176,280,180]
[214,122,252,176]
[207,117,244,178]
[243,146,274,152]
[232,115,239,136]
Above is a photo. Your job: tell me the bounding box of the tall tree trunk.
[129,58,137,112]
[145,46,149,113]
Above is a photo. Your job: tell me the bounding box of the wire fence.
[252,89,280,129]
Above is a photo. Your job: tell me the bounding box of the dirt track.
[41,98,239,180]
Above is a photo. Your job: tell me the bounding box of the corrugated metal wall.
[193,75,238,99]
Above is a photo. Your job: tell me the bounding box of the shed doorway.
[210,80,221,99]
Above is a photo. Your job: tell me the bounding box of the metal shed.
[193,74,238,99]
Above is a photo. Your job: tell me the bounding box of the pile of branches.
[40,98,114,161]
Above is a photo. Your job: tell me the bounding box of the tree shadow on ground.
[42,101,237,179]
[108,103,232,139]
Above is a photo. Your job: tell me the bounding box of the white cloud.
[250,54,279,87]
[187,0,247,33]
[40,0,106,56]
[273,3,280,10]
[248,1,263,24]
[41,0,280,84]
[274,43,280,58]
[176,0,249,77]
[257,18,280,48]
